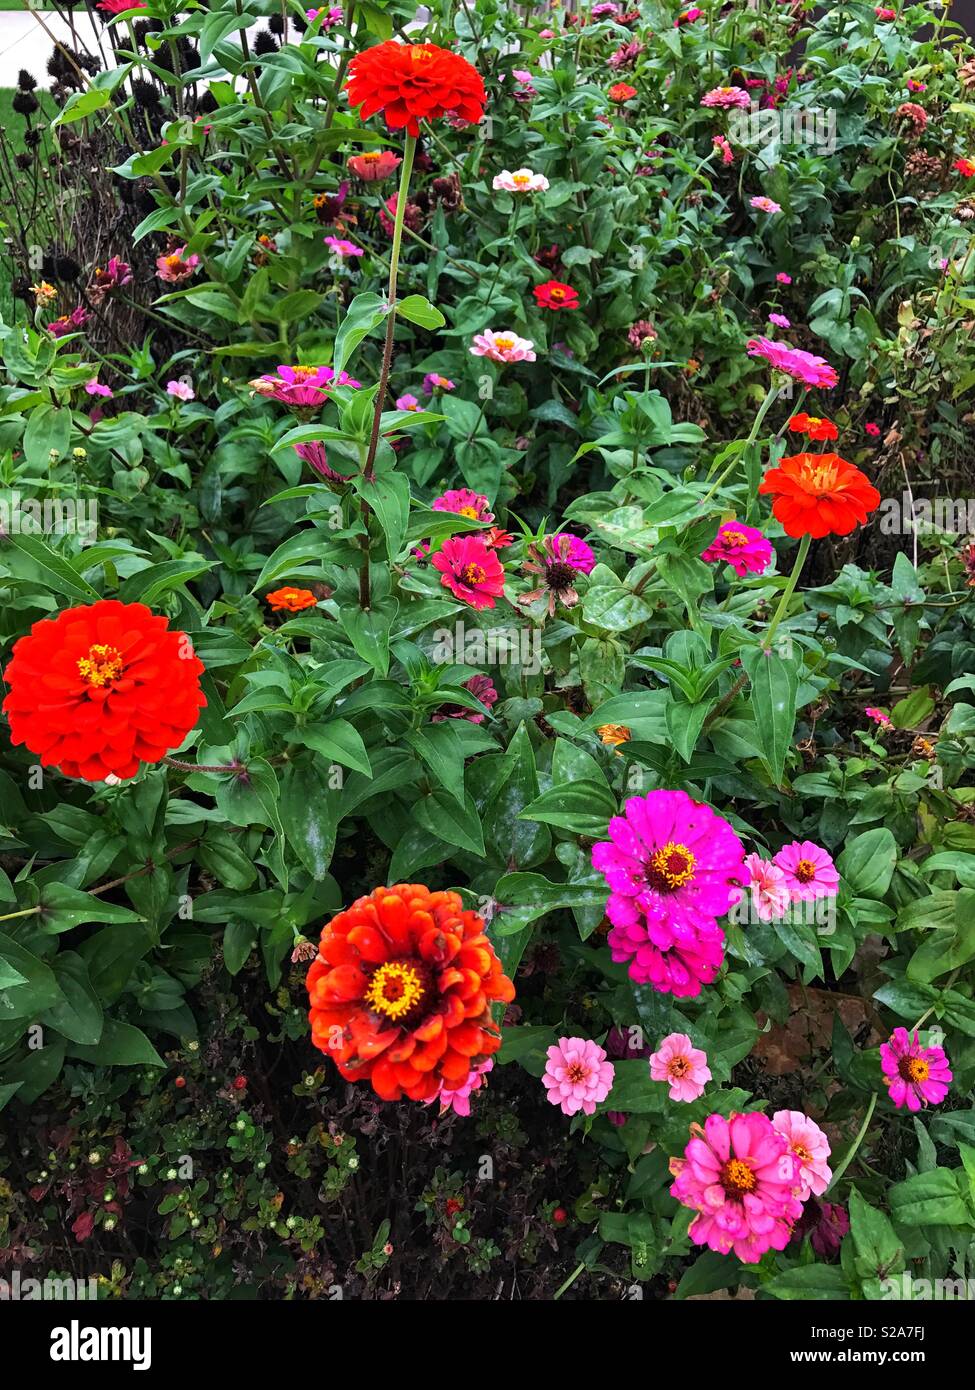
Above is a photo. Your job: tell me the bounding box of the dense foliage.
[1,0,975,1301]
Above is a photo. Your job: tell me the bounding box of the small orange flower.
[759,453,881,538]
[306,884,516,1102]
[266,587,318,613]
[608,82,637,103]
[787,412,839,442]
[597,723,631,750]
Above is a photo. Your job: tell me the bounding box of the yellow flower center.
[722,1159,756,1195]
[77,644,123,689]
[459,505,480,519]
[647,841,696,891]
[362,151,382,162]
[667,1056,689,1079]
[513,173,530,186]
[550,287,566,300]
[794,858,817,884]
[793,1142,812,1164]
[722,529,750,548]
[410,44,435,64]
[291,365,319,381]
[364,961,425,1022]
[566,1062,589,1084]
[799,460,840,496]
[461,562,487,585]
[901,1057,930,1084]
[494,337,515,352]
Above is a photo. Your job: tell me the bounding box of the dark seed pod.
[17,69,38,92]
[12,90,39,117]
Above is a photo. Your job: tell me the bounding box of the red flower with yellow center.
[2,599,206,781]
[758,452,880,538]
[266,586,319,613]
[787,412,839,442]
[534,279,580,311]
[306,884,516,1102]
[345,41,486,137]
[608,82,637,103]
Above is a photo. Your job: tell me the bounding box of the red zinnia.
[344,41,486,137]
[787,412,839,442]
[2,599,206,781]
[608,83,637,103]
[306,884,516,1102]
[759,453,881,538]
[534,279,580,311]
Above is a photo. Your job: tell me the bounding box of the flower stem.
[762,532,811,653]
[825,1092,877,1194]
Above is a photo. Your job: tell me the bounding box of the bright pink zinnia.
[773,840,839,901]
[431,536,505,611]
[649,1033,711,1102]
[880,1028,952,1112]
[591,789,747,998]
[432,488,494,522]
[772,1109,832,1199]
[700,520,772,577]
[542,1038,615,1116]
[746,337,839,388]
[249,364,359,409]
[294,440,344,483]
[669,1112,803,1262]
[155,246,200,283]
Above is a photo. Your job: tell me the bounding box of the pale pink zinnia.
[492,168,550,193]
[750,195,782,213]
[591,789,747,998]
[649,1033,711,1102]
[155,246,200,283]
[166,379,195,401]
[395,393,421,411]
[738,853,791,922]
[669,1112,803,1262]
[701,521,773,577]
[880,1028,952,1112]
[746,337,839,388]
[470,330,536,364]
[542,1038,615,1116]
[773,840,840,901]
[772,1109,832,1199]
[701,86,752,109]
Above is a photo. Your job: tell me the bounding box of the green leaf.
[37,952,104,1047]
[354,471,411,561]
[295,719,372,777]
[848,1189,905,1283]
[69,1018,164,1069]
[37,883,142,934]
[397,294,446,330]
[888,1169,972,1227]
[837,828,898,899]
[765,1265,850,1300]
[742,646,798,787]
[279,762,339,880]
[519,779,616,837]
[0,932,64,1020]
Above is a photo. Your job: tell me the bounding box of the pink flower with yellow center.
[670,1112,803,1263]
[324,235,364,258]
[492,167,550,193]
[649,1033,711,1102]
[155,246,200,283]
[592,789,747,998]
[395,393,421,411]
[430,536,505,611]
[431,488,494,522]
[470,330,536,364]
[249,364,359,410]
[542,1038,615,1116]
[700,86,752,109]
[772,1110,832,1199]
[750,195,782,214]
[880,1028,952,1111]
[746,336,839,388]
[700,520,772,577]
[772,840,839,901]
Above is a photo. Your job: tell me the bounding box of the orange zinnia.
[306,884,516,1102]
[787,412,839,442]
[344,41,486,137]
[759,452,881,538]
[266,587,318,613]
[2,599,206,781]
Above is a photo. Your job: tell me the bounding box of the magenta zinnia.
[880,1028,952,1111]
[430,536,505,611]
[701,521,772,577]
[746,337,839,388]
[591,789,747,998]
[670,1112,803,1263]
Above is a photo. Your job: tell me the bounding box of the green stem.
[762,532,811,652]
[825,1092,877,1193]
[553,1261,586,1300]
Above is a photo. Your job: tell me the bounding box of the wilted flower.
[519,533,595,615]
[628,319,657,349]
[48,306,89,337]
[431,674,498,724]
[294,440,345,483]
[31,281,58,307]
[597,723,631,749]
[712,134,734,165]
[155,246,200,283]
[87,256,132,303]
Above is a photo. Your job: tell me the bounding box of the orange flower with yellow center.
[266,586,318,613]
[759,452,880,538]
[306,884,516,1102]
[597,723,631,749]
